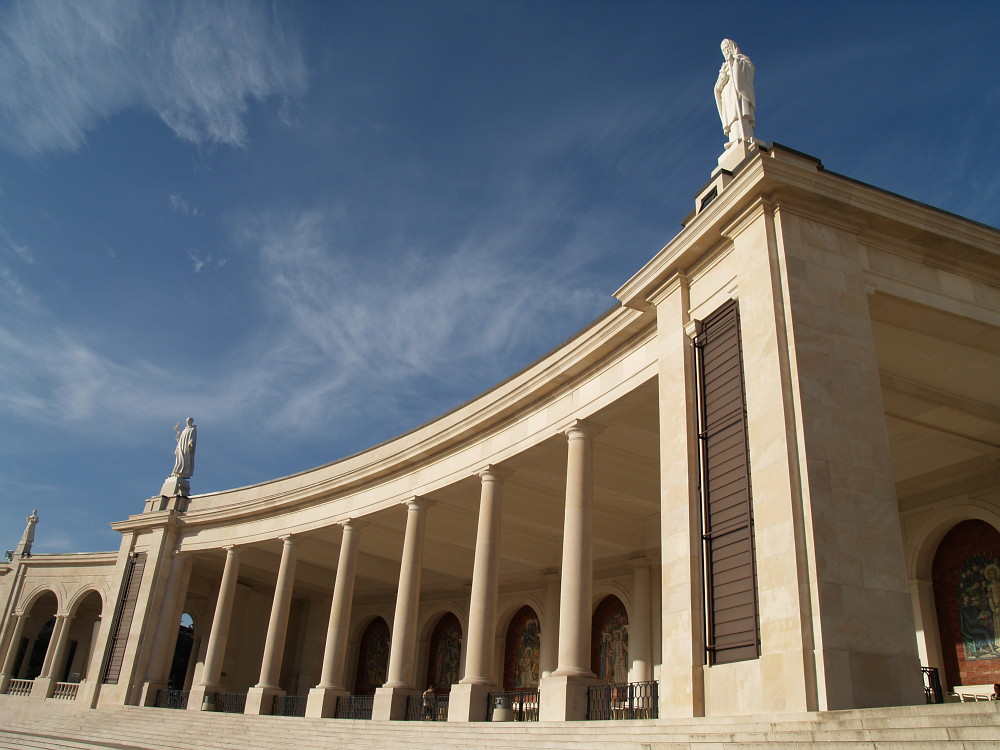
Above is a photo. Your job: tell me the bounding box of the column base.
[0,673,11,694]
[539,674,600,721]
[245,685,284,715]
[30,676,54,699]
[186,684,219,711]
[139,680,168,706]
[447,682,495,722]
[305,685,348,718]
[372,685,416,720]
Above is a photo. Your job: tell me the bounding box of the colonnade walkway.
[1,697,997,749]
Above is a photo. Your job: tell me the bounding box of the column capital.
[338,517,368,532]
[628,555,652,570]
[278,534,297,545]
[563,419,604,440]
[477,464,513,482]
[400,496,435,512]
[222,544,242,556]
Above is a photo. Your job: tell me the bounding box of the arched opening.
[591,594,628,684]
[932,519,1000,689]
[167,613,195,690]
[353,617,389,695]
[424,612,461,693]
[15,590,58,680]
[502,605,540,691]
[61,590,103,683]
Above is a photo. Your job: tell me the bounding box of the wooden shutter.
[694,300,760,664]
[101,552,146,683]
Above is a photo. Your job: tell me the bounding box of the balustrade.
[6,679,32,696]
[51,682,80,700]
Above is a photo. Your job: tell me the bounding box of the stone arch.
[905,504,1000,676]
[65,586,106,617]
[591,594,628,685]
[501,604,541,691]
[908,503,1000,580]
[592,581,633,625]
[17,585,61,616]
[14,589,58,681]
[417,604,467,644]
[352,616,390,695]
[58,589,103,683]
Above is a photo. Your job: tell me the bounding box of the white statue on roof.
[715,39,755,148]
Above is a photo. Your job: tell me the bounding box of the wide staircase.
[0,698,997,750]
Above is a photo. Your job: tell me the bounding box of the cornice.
[615,143,1000,312]
[151,304,655,531]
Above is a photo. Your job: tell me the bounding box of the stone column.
[629,557,652,683]
[0,613,26,693]
[540,420,602,721]
[306,520,362,718]
[33,614,74,697]
[450,466,510,722]
[650,274,705,718]
[909,578,944,671]
[188,545,241,710]
[246,535,299,715]
[140,551,193,705]
[373,497,429,720]
[540,571,560,678]
[183,635,201,691]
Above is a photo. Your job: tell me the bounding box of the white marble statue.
[22,509,38,545]
[171,417,197,479]
[714,39,755,147]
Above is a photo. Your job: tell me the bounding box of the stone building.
[1,139,998,726]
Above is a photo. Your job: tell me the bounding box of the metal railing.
[405,693,449,721]
[587,681,658,720]
[154,688,189,709]
[6,679,32,696]
[272,694,307,717]
[52,682,80,700]
[486,689,539,722]
[335,694,373,720]
[213,691,247,714]
[921,666,944,704]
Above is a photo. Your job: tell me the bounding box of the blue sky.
[1,0,997,554]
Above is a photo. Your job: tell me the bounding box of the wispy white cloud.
[0,0,306,156]
[236,202,612,431]
[186,248,210,272]
[0,227,33,263]
[169,192,200,217]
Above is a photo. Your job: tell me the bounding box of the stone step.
[3,701,997,750]
[0,728,145,750]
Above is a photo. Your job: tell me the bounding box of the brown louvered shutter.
[101,551,146,683]
[695,300,760,664]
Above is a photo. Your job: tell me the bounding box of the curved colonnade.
[2,144,1000,723]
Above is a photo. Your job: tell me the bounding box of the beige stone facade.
[1,144,998,723]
